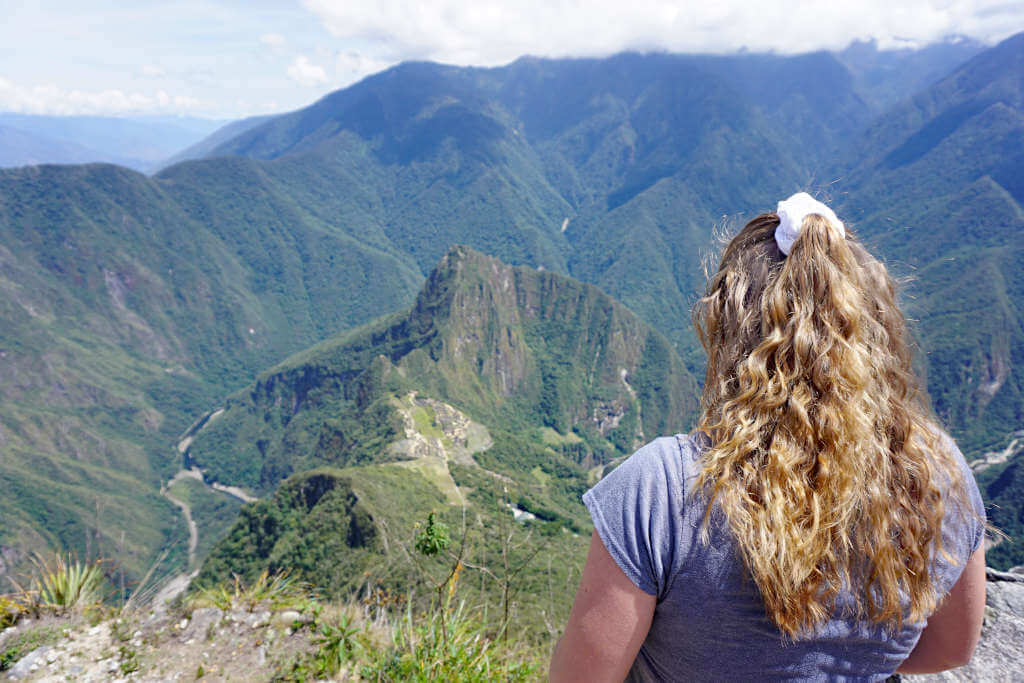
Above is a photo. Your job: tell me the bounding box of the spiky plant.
[18,553,108,614]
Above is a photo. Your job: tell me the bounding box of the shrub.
[0,595,27,629]
[188,569,310,612]
[364,602,540,682]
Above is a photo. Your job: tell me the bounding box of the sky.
[0,0,1022,120]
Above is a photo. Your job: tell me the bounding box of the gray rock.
[182,607,222,642]
[6,645,51,679]
[273,609,304,626]
[989,581,1024,616]
[987,567,1024,583]
[248,610,271,629]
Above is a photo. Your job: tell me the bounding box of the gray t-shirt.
[582,433,985,682]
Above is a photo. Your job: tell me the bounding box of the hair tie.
[775,192,845,256]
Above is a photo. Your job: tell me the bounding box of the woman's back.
[583,433,984,681]
[553,194,987,681]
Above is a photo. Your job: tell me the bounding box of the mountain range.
[0,114,226,173]
[1,33,1023,597]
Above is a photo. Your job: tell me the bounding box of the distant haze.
[0,0,1021,118]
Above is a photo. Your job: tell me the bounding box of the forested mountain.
[205,50,880,370]
[839,32,1024,453]
[188,247,695,625]
[2,34,1022,590]
[0,161,423,582]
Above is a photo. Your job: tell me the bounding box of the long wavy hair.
[692,211,967,638]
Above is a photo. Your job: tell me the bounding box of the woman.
[550,194,986,681]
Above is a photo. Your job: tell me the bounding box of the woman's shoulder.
[585,433,708,510]
[613,432,707,478]
[582,433,708,599]
[635,431,709,462]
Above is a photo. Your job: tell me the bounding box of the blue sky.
[1,1,1022,120]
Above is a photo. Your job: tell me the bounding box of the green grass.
[411,404,446,443]
[530,466,552,488]
[363,602,541,682]
[189,569,311,612]
[538,427,583,447]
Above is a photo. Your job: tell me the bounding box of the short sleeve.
[943,433,986,555]
[582,437,686,599]
[930,431,987,597]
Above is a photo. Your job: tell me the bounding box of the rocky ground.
[2,569,1022,681]
[0,601,365,682]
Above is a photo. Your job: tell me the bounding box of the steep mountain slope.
[188,247,697,629]
[977,448,1024,571]
[186,246,697,492]
[156,115,275,171]
[0,161,423,586]
[839,32,1024,454]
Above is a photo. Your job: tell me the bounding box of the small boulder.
[248,610,272,629]
[273,610,304,627]
[183,607,223,641]
[7,646,51,680]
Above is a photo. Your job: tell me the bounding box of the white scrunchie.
[775,192,845,256]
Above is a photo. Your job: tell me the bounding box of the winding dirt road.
[160,469,201,568]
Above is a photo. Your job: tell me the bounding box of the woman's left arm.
[550,531,657,682]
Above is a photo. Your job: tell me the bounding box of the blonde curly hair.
[692,211,967,637]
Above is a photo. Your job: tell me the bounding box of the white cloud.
[141,64,165,78]
[260,32,287,48]
[287,55,329,86]
[302,0,1024,66]
[335,50,393,87]
[0,77,203,115]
